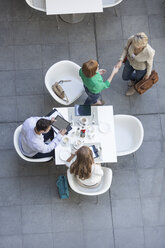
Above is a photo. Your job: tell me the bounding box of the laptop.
[75,105,91,116]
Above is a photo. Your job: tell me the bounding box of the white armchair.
[13,125,52,162]
[45,60,84,105]
[25,0,46,12]
[114,115,144,156]
[67,167,112,196]
[102,0,123,8]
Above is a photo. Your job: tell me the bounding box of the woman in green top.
[79,60,118,105]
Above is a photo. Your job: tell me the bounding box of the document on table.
[46,0,103,15]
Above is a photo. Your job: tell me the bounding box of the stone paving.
[0,0,165,247]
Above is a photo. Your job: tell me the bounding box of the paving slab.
[144,226,165,248]
[42,44,70,70]
[22,204,52,234]
[122,15,150,39]
[12,21,41,45]
[114,227,145,248]
[137,114,162,141]
[0,45,14,70]
[95,14,123,41]
[53,231,84,248]
[52,203,83,232]
[84,229,114,248]
[17,95,44,122]
[112,198,143,228]
[0,70,16,97]
[145,0,165,15]
[0,123,17,150]
[0,206,21,235]
[135,140,165,168]
[20,176,51,205]
[138,168,164,198]
[110,169,140,199]
[15,69,44,96]
[0,177,21,206]
[0,96,17,122]
[14,45,42,70]
[149,15,165,39]
[141,197,165,226]
[0,235,22,248]
[120,0,147,16]
[69,41,97,66]
[23,233,54,248]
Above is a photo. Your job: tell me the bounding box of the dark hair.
[36,118,51,132]
[82,60,98,78]
[70,146,94,179]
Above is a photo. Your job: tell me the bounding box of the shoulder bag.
[134,70,159,94]
[52,80,71,103]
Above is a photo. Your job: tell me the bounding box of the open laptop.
[75,105,91,116]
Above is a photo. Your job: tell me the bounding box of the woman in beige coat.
[116,32,155,96]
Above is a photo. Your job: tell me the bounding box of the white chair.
[45,60,85,105]
[102,0,123,8]
[13,125,52,162]
[25,0,46,12]
[67,167,112,196]
[102,0,123,16]
[114,115,144,156]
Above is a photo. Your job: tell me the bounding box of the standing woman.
[79,60,118,105]
[116,32,155,96]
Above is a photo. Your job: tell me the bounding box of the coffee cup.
[62,136,69,145]
[80,117,88,125]
[74,139,82,148]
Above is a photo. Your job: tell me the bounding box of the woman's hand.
[115,60,122,69]
[143,75,149,80]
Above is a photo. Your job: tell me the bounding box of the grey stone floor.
[0,0,165,247]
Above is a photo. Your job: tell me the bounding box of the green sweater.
[79,68,110,94]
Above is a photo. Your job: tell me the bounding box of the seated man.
[19,116,66,159]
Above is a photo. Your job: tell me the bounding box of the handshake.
[99,65,119,76]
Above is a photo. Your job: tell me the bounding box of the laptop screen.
[75,105,91,116]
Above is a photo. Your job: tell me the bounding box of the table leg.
[59,13,86,24]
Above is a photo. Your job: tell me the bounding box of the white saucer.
[79,117,88,126]
[60,150,71,161]
[99,122,110,133]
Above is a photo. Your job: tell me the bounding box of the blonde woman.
[66,146,103,187]
[116,32,155,96]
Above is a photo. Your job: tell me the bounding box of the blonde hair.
[70,146,94,180]
[132,32,148,48]
[82,60,98,78]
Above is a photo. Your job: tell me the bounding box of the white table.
[46,0,103,23]
[46,0,103,15]
[50,106,117,165]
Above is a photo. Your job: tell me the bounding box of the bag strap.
[58,80,72,84]
[57,80,71,103]
[126,40,132,56]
